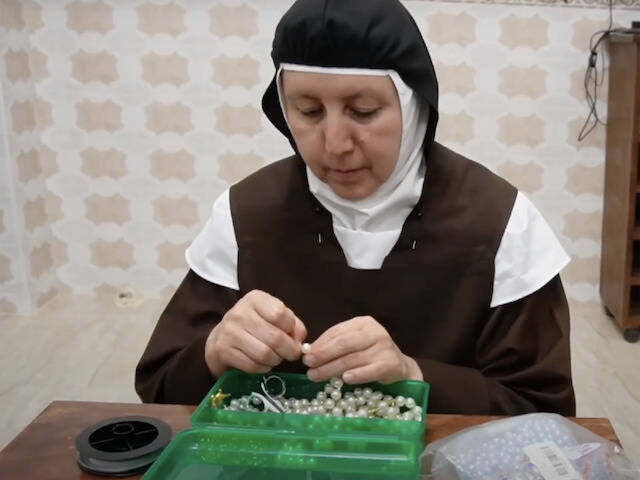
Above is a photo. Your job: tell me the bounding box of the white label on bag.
[523,442,582,480]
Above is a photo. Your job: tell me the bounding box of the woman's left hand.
[303,316,424,384]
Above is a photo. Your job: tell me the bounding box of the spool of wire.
[75,416,171,477]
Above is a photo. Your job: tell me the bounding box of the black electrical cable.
[577,0,634,142]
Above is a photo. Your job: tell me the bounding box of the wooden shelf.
[629,304,640,321]
[600,34,640,340]
[631,269,640,285]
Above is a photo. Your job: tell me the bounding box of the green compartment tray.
[142,427,421,479]
[192,371,429,442]
[142,370,430,480]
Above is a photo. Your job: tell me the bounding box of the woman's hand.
[204,289,307,378]
[303,316,423,384]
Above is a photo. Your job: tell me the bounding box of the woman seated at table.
[135,0,575,416]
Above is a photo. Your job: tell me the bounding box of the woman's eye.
[350,108,379,119]
[299,108,323,118]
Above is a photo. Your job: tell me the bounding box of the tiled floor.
[0,292,638,465]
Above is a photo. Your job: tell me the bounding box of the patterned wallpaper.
[0,0,637,314]
[433,0,638,5]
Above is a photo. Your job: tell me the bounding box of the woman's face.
[282,71,402,200]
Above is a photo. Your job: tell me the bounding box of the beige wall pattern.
[0,0,637,313]
[436,0,637,6]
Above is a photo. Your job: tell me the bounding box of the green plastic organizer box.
[142,370,430,480]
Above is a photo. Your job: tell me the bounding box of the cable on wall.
[578,0,638,141]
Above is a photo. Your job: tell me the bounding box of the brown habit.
[135,143,575,416]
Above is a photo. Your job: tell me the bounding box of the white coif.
[277,64,430,269]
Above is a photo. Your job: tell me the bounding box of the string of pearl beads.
[224,377,422,422]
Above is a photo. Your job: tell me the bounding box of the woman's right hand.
[204,289,307,378]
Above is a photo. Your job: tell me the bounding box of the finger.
[246,310,301,362]
[311,317,370,347]
[226,347,272,374]
[292,317,307,344]
[237,328,282,367]
[306,348,369,382]
[342,362,394,384]
[248,292,297,334]
[304,329,374,368]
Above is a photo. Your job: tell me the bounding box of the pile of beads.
[222,376,423,422]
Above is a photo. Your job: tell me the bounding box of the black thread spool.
[75,416,171,477]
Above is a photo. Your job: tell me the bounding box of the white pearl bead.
[363,387,373,396]
[387,406,399,417]
[395,396,405,407]
[405,397,416,409]
[330,390,342,401]
[411,406,422,415]
[346,412,356,418]
[324,384,335,394]
[331,407,343,416]
[366,398,377,408]
[356,397,366,406]
[357,407,368,417]
[372,391,383,401]
[324,398,335,410]
[310,399,319,407]
[344,392,354,400]
[337,399,348,410]
[301,342,311,354]
[330,377,344,389]
[383,395,394,404]
[301,398,309,407]
[316,391,326,401]
[354,388,363,397]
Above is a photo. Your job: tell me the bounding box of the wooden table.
[0,401,620,479]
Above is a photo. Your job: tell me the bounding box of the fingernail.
[307,369,318,381]
[303,354,315,367]
[342,372,354,383]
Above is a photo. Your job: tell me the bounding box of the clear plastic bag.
[420,413,640,480]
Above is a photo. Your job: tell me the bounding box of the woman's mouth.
[329,167,365,183]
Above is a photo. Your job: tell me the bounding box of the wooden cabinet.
[600,33,640,343]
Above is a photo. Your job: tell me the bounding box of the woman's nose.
[323,113,354,156]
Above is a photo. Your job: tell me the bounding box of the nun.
[136,0,575,416]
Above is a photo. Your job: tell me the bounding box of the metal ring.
[261,374,286,398]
